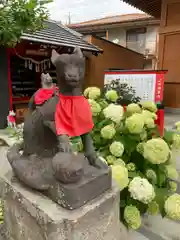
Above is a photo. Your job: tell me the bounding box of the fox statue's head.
[51,46,85,90]
[41,73,53,88]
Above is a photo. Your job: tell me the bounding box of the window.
[126,28,146,53]
[94,31,106,39]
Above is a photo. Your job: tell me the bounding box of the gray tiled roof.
[20,21,102,53]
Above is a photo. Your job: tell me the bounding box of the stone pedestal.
[0,171,126,240]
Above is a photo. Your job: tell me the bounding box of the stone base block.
[47,161,112,210]
[0,172,126,240]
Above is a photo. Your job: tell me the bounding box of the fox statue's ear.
[73,46,83,58]
[51,49,60,65]
[46,73,51,78]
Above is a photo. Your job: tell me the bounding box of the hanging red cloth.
[7,115,16,123]
[34,87,59,105]
[55,94,94,137]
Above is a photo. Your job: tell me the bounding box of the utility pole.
[68,12,71,24]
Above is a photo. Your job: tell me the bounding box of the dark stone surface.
[47,159,112,210]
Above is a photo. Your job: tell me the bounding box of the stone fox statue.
[7,47,106,191]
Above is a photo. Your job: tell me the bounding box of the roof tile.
[69,13,153,28]
[21,21,101,53]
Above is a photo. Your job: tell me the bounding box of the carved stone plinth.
[47,160,112,210]
[0,172,126,240]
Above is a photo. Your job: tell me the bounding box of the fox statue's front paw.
[86,153,108,169]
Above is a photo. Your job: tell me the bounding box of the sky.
[47,0,143,24]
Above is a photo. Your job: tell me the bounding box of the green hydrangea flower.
[169,181,177,192]
[140,130,147,141]
[124,205,141,230]
[143,138,170,164]
[109,141,124,157]
[88,87,101,100]
[88,99,101,116]
[126,103,141,115]
[84,87,91,97]
[165,165,179,180]
[136,143,144,154]
[141,101,157,113]
[84,87,101,100]
[147,201,159,215]
[114,158,126,166]
[105,90,118,102]
[175,121,180,128]
[172,133,180,149]
[167,152,176,166]
[145,118,155,129]
[127,163,136,171]
[177,127,180,133]
[142,110,157,120]
[111,165,129,190]
[101,125,116,139]
[175,121,180,132]
[106,155,116,165]
[125,113,144,134]
[146,169,157,184]
[164,194,180,221]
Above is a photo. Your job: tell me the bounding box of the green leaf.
[0,0,49,46]
[156,166,167,187]
[96,119,112,129]
[128,171,139,179]
[115,135,137,155]
[154,187,169,217]
[163,129,174,145]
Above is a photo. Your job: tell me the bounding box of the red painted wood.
[7,48,13,110]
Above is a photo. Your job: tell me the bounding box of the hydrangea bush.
[82,86,180,230]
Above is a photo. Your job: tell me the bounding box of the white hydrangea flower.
[128,177,155,204]
[103,103,124,124]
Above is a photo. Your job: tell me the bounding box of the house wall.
[84,36,144,88]
[0,48,10,128]
[108,25,159,55]
[158,0,180,107]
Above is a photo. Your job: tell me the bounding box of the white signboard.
[104,73,157,102]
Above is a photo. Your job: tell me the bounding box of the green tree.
[0,0,52,47]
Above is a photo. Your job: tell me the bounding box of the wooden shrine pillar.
[158,0,180,108]
[0,48,11,128]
